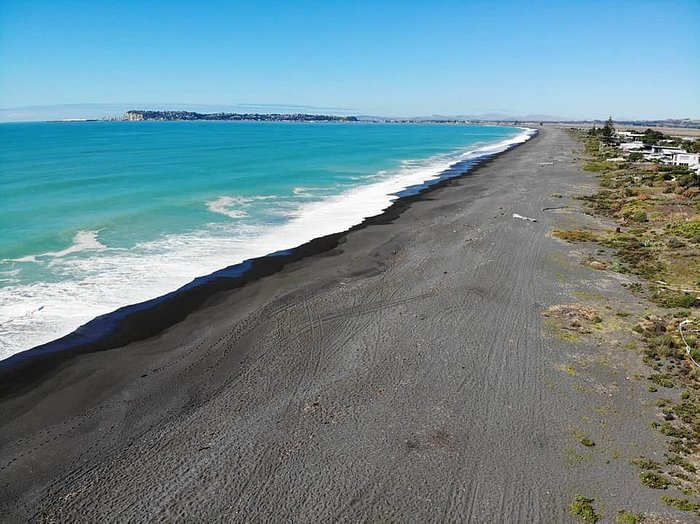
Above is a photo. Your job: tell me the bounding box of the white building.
[619,142,645,151]
[617,131,646,141]
[671,152,700,167]
[648,145,684,155]
[643,145,686,163]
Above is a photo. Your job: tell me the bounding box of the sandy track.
[0,129,688,521]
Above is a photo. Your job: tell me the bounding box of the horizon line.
[0,103,698,124]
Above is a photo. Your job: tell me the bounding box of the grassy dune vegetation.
[559,128,700,517]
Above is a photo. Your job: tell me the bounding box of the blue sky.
[1,0,699,120]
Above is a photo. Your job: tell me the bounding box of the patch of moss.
[553,229,600,242]
[569,495,600,523]
[555,363,579,376]
[615,510,645,523]
[573,291,606,302]
[545,320,581,342]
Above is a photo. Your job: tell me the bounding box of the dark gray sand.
[0,129,690,521]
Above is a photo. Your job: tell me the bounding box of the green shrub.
[660,422,693,439]
[640,471,670,489]
[671,220,700,239]
[661,496,700,515]
[585,161,615,173]
[667,237,686,249]
[667,454,697,473]
[616,510,645,523]
[632,457,661,470]
[569,496,600,523]
[645,335,679,359]
[650,290,700,309]
[632,211,648,222]
[649,374,675,388]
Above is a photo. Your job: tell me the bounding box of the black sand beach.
[0,129,689,521]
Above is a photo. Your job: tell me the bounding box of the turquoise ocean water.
[0,121,531,359]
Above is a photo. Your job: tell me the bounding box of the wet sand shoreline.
[0,136,525,398]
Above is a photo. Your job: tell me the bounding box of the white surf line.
[0,305,45,327]
[0,129,536,358]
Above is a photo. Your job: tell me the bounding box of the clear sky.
[1,0,699,120]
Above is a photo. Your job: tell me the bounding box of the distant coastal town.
[123,110,359,122]
[118,110,700,129]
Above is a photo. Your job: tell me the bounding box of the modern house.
[619,142,645,151]
[617,131,646,141]
[671,152,700,168]
[643,145,686,163]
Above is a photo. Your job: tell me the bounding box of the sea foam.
[13,230,106,263]
[206,196,250,219]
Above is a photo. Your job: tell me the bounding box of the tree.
[601,116,615,139]
[685,139,700,154]
[643,128,666,144]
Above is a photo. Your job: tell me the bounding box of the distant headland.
[123,110,358,122]
[120,110,700,130]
